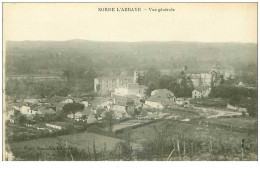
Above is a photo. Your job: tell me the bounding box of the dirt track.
[194,107,243,119]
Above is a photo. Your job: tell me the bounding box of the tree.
[18,114,27,124]
[247,99,257,117]
[102,111,115,133]
[143,66,161,86]
[158,75,172,89]
[137,74,144,85]
[62,102,85,121]
[177,72,194,97]
[145,82,158,97]
[229,95,241,106]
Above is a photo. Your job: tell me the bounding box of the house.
[192,90,202,99]
[112,95,134,106]
[13,103,37,116]
[61,98,73,104]
[145,89,175,109]
[113,110,131,120]
[236,81,247,87]
[6,109,15,120]
[100,100,113,109]
[81,108,97,123]
[81,100,89,107]
[94,71,139,95]
[67,112,83,119]
[175,98,185,106]
[227,104,248,113]
[90,97,111,107]
[110,105,126,112]
[36,108,56,116]
[23,99,40,104]
[192,86,211,99]
[9,117,18,124]
[44,96,68,104]
[51,103,65,112]
[113,83,147,98]
[94,76,134,95]
[67,108,96,122]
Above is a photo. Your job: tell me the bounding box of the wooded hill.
[6,40,257,75]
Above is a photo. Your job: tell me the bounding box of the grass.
[190,98,229,109]
[205,116,258,131]
[128,116,258,160]
[9,132,140,159]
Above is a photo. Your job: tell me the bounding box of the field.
[190,98,229,109]
[127,116,258,161]
[9,132,141,160]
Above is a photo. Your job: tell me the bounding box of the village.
[4,63,258,161]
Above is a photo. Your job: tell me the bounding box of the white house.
[81,101,89,107]
[145,89,175,109]
[227,104,247,113]
[113,83,147,98]
[192,90,202,99]
[61,98,73,104]
[192,87,211,99]
[13,104,37,116]
[175,98,185,105]
[67,112,83,119]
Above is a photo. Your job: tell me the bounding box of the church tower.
[133,71,139,83]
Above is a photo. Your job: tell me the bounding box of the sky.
[3,3,257,43]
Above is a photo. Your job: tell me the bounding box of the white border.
[0,1,259,178]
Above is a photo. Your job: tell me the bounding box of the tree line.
[138,66,194,98]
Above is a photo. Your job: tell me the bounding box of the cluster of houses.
[144,89,191,109]
[94,71,147,97]
[7,65,241,129]
[93,65,228,103]
[7,96,91,124]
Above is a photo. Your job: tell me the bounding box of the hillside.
[5,40,257,75]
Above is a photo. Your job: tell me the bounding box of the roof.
[51,102,65,108]
[45,96,68,103]
[176,98,185,101]
[95,76,133,80]
[113,95,134,106]
[193,86,209,92]
[23,99,40,103]
[37,108,56,115]
[127,83,139,89]
[73,97,83,103]
[147,89,174,102]
[81,108,95,116]
[13,102,27,108]
[91,97,111,106]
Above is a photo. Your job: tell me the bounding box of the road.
[193,106,243,119]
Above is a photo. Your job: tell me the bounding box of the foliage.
[144,70,194,98]
[62,102,85,120]
[5,78,72,98]
[102,111,115,133]
[247,99,258,117]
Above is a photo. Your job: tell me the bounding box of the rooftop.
[193,86,209,92]
[45,96,68,103]
[95,76,133,80]
[147,89,174,102]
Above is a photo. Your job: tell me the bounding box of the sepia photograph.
[2,2,258,161]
